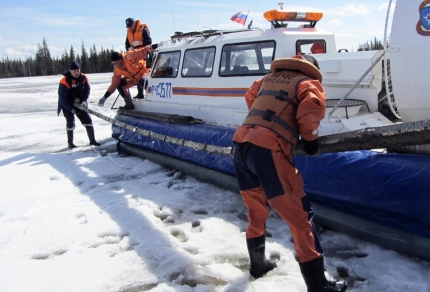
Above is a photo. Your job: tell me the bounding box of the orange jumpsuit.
[233,65,326,263]
[106,45,153,97]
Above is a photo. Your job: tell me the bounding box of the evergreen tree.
[35,43,45,75]
[372,37,384,50]
[52,56,62,74]
[24,56,34,77]
[0,58,5,78]
[60,49,69,72]
[89,44,96,73]
[16,58,24,77]
[35,38,54,75]
[43,38,54,75]
[80,40,89,73]
[69,45,75,64]
[0,40,118,78]
[3,57,12,77]
[358,37,384,51]
[75,54,81,65]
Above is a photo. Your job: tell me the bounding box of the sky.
[0,0,392,59]
[1,74,430,291]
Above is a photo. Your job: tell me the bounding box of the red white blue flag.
[231,11,248,25]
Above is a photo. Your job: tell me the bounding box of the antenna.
[172,7,176,34]
[278,2,284,10]
[248,0,261,29]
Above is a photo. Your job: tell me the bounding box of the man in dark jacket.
[58,60,100,148]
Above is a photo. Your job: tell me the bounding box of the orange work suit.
[107,45,153,97]
[233,70,326,263]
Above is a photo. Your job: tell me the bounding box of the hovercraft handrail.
[328,51,386,118]
[170,28,262,42]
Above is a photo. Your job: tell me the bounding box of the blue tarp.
[296,152,430,239]
[112,114,236,175]
[112,114,430,239]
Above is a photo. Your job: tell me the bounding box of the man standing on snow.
[98,44,157,110]
[232,55,347,292]
[58,60,100,149]
[125,17,152,99]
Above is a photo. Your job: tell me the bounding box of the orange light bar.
[263,10,323,22]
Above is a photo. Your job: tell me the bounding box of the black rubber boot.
[67,130,76,148]
[246,235,277,279]
[119,94,135,110]
[133,83,144,99]
[85,126,101,146]
[299,256,347,292]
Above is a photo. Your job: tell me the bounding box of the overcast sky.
[0,0,391,59]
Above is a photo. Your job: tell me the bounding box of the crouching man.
[98,44,158,110]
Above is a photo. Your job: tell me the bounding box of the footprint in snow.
[88,232,129,249]
[76,214,87,224]
[170,227,188,242]
[191,220,200,228]
[191,209,208,215]
[31,249,67,260]
[168,266,228,287]
[153,206,183,224]
[119,281,158,292]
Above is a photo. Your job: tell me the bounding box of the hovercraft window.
[219,41,275,77]
[181,47,216,77]
[296,40,326,55]
[152,51,181,78]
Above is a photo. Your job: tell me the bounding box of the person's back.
[234,56,325,156]
[232,56,347,292]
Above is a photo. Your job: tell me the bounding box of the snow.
[0,73,429,292]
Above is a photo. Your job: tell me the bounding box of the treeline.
[1,37,386,79]
[0,38,117,78]
[358,37,385,51]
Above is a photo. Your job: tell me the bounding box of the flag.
[231,11,248,25]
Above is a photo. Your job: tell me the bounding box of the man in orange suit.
[125,17,153,99]
[98,44,157,110]
[233,55,347,292]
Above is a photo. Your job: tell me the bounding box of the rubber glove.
[302,138,320,157]
[98,97,106,107]
[74,98,86,107]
